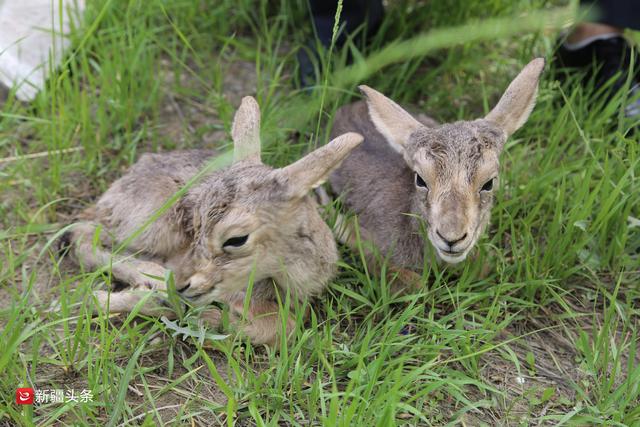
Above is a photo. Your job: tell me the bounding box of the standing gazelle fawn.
[62,96,363,345]
[329,58,545,283]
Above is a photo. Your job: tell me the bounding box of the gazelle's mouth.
[182,291,207,300]
[441,249,463,256]
[436,249,467,264]
[428,224,482,265]
[431,239,473,264]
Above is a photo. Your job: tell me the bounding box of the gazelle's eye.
[223,235,249,248]
[481,178,494,192]
[415,173,428,189]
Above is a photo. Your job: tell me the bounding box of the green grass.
[1,0,639,425]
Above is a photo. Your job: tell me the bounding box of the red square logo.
[16,388,34,405]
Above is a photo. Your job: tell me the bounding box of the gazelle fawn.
[62,96,363,345]
[328,58,545,287]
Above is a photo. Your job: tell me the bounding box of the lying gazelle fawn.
[61,96,363,345]
[328,58,545,286]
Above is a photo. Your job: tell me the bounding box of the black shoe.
[556,36,640,118]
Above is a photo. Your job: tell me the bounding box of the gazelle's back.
[329,101,426,267]
[92,149,217,256]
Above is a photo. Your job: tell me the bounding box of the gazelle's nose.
[436,230,467,248]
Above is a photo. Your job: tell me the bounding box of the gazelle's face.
[405,121,504,263]
[177,163,337,306]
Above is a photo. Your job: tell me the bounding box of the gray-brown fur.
[329,58,545,277]
[63,96,363,345]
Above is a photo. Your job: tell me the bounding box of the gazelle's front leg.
[215,282,296,346]
[231,297,294,346]
[63,222,175,315]
[332,212,424,294]
[93,289,175,317]
[63,222,170,290]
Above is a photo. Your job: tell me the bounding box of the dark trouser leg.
[555,0,640,118]
[583,0,640,31]
[308,0,384,48]
[298,0,384,87]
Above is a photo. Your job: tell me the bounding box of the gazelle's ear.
[485,58,545,138]
[359,85,423,154]
[279,132,363,199]
[232,96,261,163]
